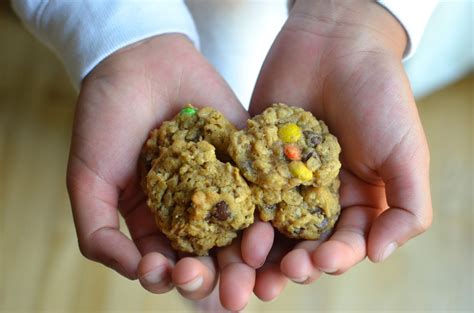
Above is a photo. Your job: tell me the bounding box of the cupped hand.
[66,34,257,309]
[243,0,433,300]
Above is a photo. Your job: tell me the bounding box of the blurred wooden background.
[0,5,472,313]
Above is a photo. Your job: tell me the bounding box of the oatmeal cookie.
[229,103,342,239]
[229,103,341,190]
[252,180,340,239]
[140,105,236,186]
[145,140,254,255]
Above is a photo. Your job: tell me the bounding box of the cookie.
[145,140,254,255]
[229,103,340,190]
[229,103,341,239]
[252,181,340,239]
[140,105,236,186]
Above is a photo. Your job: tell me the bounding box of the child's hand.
[66,34,256,305]
[244,0,433,300]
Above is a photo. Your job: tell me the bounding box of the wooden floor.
[1,8,472,313]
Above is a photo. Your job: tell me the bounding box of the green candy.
[180,107,198,116]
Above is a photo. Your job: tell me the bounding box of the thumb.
[368,127,433,262]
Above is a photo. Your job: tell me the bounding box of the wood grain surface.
[0,8,472,313]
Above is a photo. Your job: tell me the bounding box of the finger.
[123,200,176,260]
[253,233,293,301]
[172,256,217,300]
[312,205,377,274]
[138,252,174,294]
[254,264,288,302]
[193,285,228,313]
[122,180,180,294]
[67,158,141,279]
[133,231,176,259]
[218,239,255,312]
[280,243,323,284]
[339,169,388,209]
[241,220,274,268]
[368,141,432,262]
[267,232,298,262]
[277,166,387,281]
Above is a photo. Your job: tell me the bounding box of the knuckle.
[77,238,95,260]
[420,214,433,232]
[416,210,433,234]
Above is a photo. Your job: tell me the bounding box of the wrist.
[288,0,407,58]
[109,33,195,60]
[83,33,196,86]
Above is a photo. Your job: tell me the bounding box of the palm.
[70,64,175,261]
[248,7,431,292]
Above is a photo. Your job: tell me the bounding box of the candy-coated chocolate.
[284,144,301,161]
[181,106,198,116]
[278,123,302,143]
[288,161,313,181]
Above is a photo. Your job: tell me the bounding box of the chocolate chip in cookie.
[308,207,323,215]
[264,203,277,213]
[302,149,317,162]
[303,130,323,147]
[293,227,306,235]
[212,200,231,221]
[317,218,329,228]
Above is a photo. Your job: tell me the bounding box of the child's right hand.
[66,33,261,309]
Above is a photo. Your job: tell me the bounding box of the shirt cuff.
[376,0,439,60]
[12,0,200,89]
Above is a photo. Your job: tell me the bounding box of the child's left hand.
[243,0,433,301]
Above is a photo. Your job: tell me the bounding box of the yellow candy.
[278,123,302,143]
[289,161,313,181]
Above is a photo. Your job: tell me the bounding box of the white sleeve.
[11,0,200,88]
[376,0,439,59]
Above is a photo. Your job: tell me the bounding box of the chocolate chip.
[317,218,328,228]
[185,131,201,142]
[302,150,317,162]
[296,185,303,193]
[264,204,277,212]
[293,227,305,235]
[212,201,230,221]
[308,207,323,215]
[303,131,322,147]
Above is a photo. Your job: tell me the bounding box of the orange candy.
[284,144,301,161]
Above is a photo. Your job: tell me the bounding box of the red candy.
[284,144,301,161]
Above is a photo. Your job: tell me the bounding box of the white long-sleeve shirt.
[12,0,438,90]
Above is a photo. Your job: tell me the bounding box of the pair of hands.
[66,1,432,311]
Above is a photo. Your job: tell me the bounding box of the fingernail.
[141,266,167,285]
[254,259,265,269]
[380,242,398,262]
[236,302,249,312]
[291,276,308,284]
[318,267,338,274]
[177,276,203,292]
